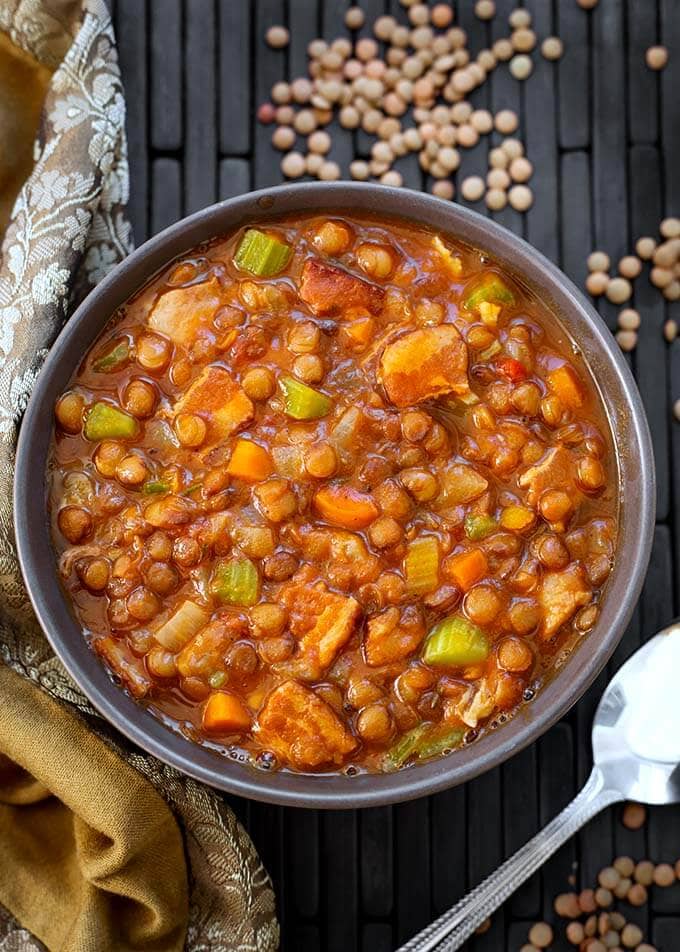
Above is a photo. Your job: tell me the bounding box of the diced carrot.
[499,505,536,532]
[446,548,489,591]
[496,356,527,382]
[314,484,379,529]
[202,691,251,733]
[342,315,375,347]
[226,438,273,481]
[547,364,584,409]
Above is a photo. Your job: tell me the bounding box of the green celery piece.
[384,724,430,770]
[208,671,227,689]
[142,479,170,495]
[84,402,138,441]
[234,228,292,277]
[92,339,130,373]
[279,375,332,420]
[404,536,439,595]
[416,727,466,761]
[183,481,203,496]
[423,615,489,667]
[464,513,497,541]
[211,557,260,607]
[463,272,516,311]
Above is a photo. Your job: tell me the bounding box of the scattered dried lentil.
[461,175,485,202]
[588,250,611,272]
[509,184,533,211]
[586,272,610,296]
[618,255,642,279]
[606,276,632,304]
[636,236,657,259]
[528,921,553,948]
[266,25,289,49]
[664,319,678,342]
[646,45,669,70]
[510,54,533,80]
[541,36,564,60]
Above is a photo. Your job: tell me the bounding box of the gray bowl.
[14,183,655,808]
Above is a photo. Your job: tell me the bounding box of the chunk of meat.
[255,680,357,769]
[280,577,361,676]
[379,326,469,407]
[364,605,426,667]
[517,445,576,508]
[176,615,247,680]
[95,637,152,698]
[148,276,224,347]
[539,565,591,639]
[299,257,385,316]
[171,366,253,444]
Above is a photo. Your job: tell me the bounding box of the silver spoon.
[398,621,680,952]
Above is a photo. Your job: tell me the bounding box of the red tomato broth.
[49,212,618,775]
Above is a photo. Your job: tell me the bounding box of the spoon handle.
[396,766,623,952]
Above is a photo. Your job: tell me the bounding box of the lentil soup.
[49,213,618,774]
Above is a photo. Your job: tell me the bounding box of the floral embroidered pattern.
[0,2,278,948]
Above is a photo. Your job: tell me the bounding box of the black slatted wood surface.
[110,1,680,948]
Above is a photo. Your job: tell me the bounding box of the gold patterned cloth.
[0,1,279,949]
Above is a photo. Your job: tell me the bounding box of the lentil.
[265,25,289,49]
[646,45,668,70]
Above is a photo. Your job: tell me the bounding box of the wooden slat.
[361,922,393,952]
[503,745,540,918]
[285,810,320,920]
[466,769,505,951]
[219,158,251,200]
[150,158,181,234]
[524,0,559,264]
[360,806,393,918]
[430,785,467,916]
[184,0,217,213]
[630,145,669,521]
[218,0,252,157]
[254,0,286,188]
[488,0,523,236]
[591,0,628,334]
[394,797,431,946]
[539,724,576,922]
[149,0,182,151]
[626,0,659,146]
[560,151,592,289]
[115,0,148,243]
[322,810,358,952]
[555,0,591,151]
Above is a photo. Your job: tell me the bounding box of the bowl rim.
[14,182,656,808]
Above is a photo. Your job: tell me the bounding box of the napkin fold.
[0,665,188,952]
[0,2,279,949]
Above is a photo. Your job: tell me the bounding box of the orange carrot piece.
[446,548,489,591]
[547,364,584,409]
[313,484,379,529]
[226,438,273,481]
[342,315,375,347]
[202,692,251,733]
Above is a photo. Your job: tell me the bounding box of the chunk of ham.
[148,276,224,347]
[539,565,592,640]
[517,445,576,508]
[171,365,253,445]
[364,605,426,667]
[255,680,357,769]
[379,325,469,407]
[299,258,385,316]
[279,577,361,677]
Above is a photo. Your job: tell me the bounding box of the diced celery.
[463,272,516,311]
[423,615,489,667]
[404,536,439,595]
[279,375,332,420]
[384,724,430,769]
[209,670,227,689]
[478,340,502,361]
[211,557,260,607]
[416,726,466,761]
[183,481,203,496]
[234,228,292,277]
[92,339,130,372]
[154,600,210,652]
[142,479,170,495]
[84,402,138,441]
[464,513,497,541]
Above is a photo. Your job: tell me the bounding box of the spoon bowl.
[401,622,680,952]
[593,624,680,805]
